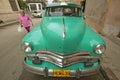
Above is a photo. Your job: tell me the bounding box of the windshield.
[46,6,82,17]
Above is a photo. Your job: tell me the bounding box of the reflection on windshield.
[46,7,82,17]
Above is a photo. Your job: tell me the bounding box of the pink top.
[19,14,30,27]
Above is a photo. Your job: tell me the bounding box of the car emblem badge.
[63,31,66,39]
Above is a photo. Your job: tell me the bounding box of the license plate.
[53,70,70,77]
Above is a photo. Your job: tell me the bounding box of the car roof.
[46,2,80,8]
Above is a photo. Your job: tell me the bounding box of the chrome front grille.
[27,51,99,67]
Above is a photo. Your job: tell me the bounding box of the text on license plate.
[53,70,70,77]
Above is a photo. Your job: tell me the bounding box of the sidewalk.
[105,35,120,46]
[0,13,19,27]
[86,18,120,79]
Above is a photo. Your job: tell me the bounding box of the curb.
[101,33,120,46]
[106,36,120,46]
[0,19,18,27]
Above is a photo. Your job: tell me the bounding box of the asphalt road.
[0,18,119,80]
[0,18,41,80]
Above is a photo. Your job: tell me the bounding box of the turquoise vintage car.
[22,2,106,78]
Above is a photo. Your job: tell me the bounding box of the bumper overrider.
[23,51,101,78]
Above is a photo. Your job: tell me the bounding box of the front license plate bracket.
[53,70,70,77]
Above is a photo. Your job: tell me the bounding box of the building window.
[9,0,18,11]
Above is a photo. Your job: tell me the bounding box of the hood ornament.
[63,30,66,39]
[62,18,66,39]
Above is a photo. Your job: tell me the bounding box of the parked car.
[22,2,106,78]
[32,10,43,18]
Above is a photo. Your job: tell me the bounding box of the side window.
[45,8,49,16]
[79,8,82,17]
[71,8,78,16]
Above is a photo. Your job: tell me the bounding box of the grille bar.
[27,51,100,67]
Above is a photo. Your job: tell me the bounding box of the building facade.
[53,0,82,4]
[0,0,20,13]
[85,0,120,37]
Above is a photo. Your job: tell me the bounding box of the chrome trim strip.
[24,59,100,77]
[62,18,66,39]
[27,51,100,67]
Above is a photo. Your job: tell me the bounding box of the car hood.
[41,17,85,55]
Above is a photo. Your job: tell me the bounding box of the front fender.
[22,24,46,54]
[77,24,106,56]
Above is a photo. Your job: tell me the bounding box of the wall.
[85,0,108,33]
[0,0,12,13]
[102,0,120,36]
[0,0,20,13]
[84,0,120,36]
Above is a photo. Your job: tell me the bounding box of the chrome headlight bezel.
[94,44,106,54]
[22,42,33,52]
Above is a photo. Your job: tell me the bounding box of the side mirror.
[83,16,87,19]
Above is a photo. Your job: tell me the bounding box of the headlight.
[94,44,106,54]
[22,42,33,52]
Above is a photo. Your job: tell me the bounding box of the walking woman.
[19,10,33,33]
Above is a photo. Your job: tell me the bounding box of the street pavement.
[101,36,120,79]
[0,18,40,80]
[0,18,119,80]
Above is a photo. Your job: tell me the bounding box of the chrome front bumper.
[23,58,100,78]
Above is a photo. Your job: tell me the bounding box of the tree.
[17,0,27,9]
[53,0,58,2]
